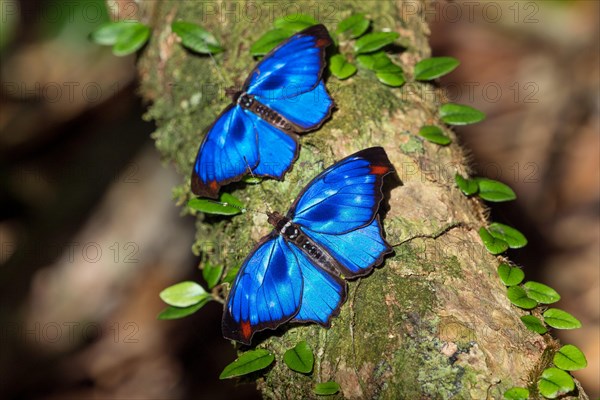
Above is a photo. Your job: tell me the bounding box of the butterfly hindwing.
[301,217,392,278]
[191,25,333,198]
[222,234,303,345]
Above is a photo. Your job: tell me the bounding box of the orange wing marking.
[369,165,389,175]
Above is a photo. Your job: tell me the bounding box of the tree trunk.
[135,1,588,398]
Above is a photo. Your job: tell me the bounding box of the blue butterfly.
[222,147,394,344]
[191,24,334,198]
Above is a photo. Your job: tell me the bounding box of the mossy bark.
[133,1,588,399]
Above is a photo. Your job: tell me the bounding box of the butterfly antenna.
[243,156,274,214]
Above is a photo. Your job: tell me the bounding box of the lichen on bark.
[136,1,588,398]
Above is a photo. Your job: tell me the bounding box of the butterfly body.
[191,25,334,199]
[267,211,341,276]
[222,147,395,344]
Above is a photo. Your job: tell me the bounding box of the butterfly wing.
[245,25,333,131]
[290,147,394,234]
[222,234,303,344]
[289,147,394,276]
[285,242,346,325]
[191,106,259,198]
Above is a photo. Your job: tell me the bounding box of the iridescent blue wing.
[245,24,331,105]
[222,234,302,345]
[286,243,346,325]
[290,147,394,276]
[290,147,394,234]
[245,25,333,131]
[191,106,258,198]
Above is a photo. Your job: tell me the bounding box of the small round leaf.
[537,368,575,398]
[250,29,291,56]
[523,281,560,304]
[475,178,517,202]
[375,67,405,87]
[329,54,357,79]
[520,315,547,334]
[157,298,211,320]
[479,227,509,255]
[283,341,314,373]
[488,223,527,249]
[414,56,460,80]
[314,381,340,396]
[506,286,538,309]
[112,22,151,56]
[497,263,525,286]
[543,308,582,329]
[188,192,245,215]
[90,21,131,45]
[503,387,530,400]
[219,349,275,379]
[455,173,478,195]
[202,262,224,289]
[336,14,369,38]
[172,21,223,54]
[418,125,451,145]
[440,103,485,125]
[553,344,587,371]
[159,281,209,307]
[354,31,400,54]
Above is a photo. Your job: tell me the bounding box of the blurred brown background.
[0,0,597,399]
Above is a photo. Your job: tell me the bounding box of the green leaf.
[523,281,561,304]
[475,178,517,202]
[497,263,525,286]
[202,262,223,289]
[414,56,460,80]
[273,13,318,32]
[454,173,478,195]
[314,381,340,395]
[159,281,209,307]
[219,349,275,379]
[538,368,575,399]
[188,192,245,215]
[418,125,451,145]
[503,387,530,400]
[329,54,357,79]
[553,344,588,371]
[250,29,291,56]
[112,22,151,56]
[90,21,131,45]
[506,286,538,309]
[375,67,405,87]
[520,315,548,334]
[336,14,370,38]
[354,31,400,54]
[283,341,314,373]
[356,51,390,70]
[479,227,509,255]
[439,103,486,125]
[157,298,210,320]
[171,21,223,54]
[488,223,528,249]
[543,308,582,329]
[222,265,240,284]
[357,52,404,86]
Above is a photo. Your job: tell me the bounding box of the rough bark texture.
[134,1,588,399]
